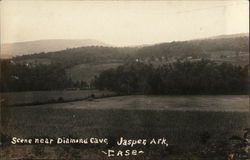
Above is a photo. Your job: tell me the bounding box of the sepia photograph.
[0,0,249,159]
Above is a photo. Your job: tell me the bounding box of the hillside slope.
[6,33,249,83]
[1,39,107,58]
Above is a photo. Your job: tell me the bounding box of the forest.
[0,61,79,91]
[93,60,249,94]
[1,36,249,93]
[1,59,248,94]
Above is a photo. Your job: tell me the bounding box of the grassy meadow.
[1,90,116,106]
[1,94,249,159]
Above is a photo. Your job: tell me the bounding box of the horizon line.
[1,32,249,47]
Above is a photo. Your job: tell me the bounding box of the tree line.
[0,60,85,92]
[1,59,248,94]
[93,60,249,94]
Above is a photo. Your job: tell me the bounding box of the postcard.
[0,0,249,160]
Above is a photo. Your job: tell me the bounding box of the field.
[66,62,122,82]
[1,90,116,106]
[43,95,249,112]
[1,94,249,159]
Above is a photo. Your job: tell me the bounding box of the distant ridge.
[3,33,248,83]
[191,33,249,41]
[1,39,107,58]
[125,33,249,47]
[1,33,248,58]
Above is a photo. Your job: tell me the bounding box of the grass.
[1,90,116,106]
[1,95,249,159]
[28,95,248,112]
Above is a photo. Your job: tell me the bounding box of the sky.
[0,0,249,46]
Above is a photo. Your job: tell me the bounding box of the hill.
[206,33,249,40]
[1,39,107,58]
[3,33,249,83]
[135,35,249,60]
